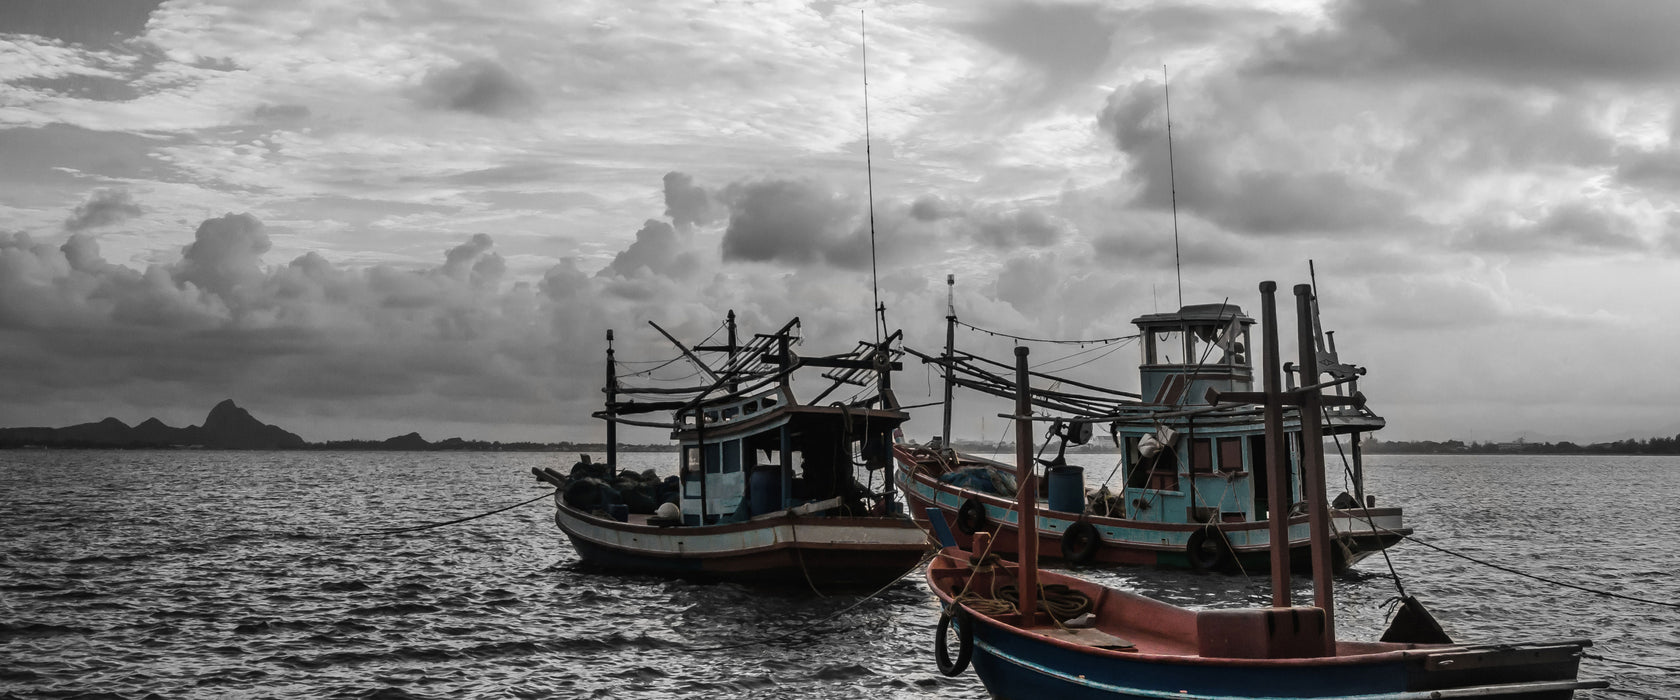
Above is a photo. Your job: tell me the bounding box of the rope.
[1397,536,1678,609]
[349,490,556,536]
[683,549,936,653]
[1330,433,1407,600]
[1584,651,1680,673]
[789,517,827,598]
[955,319,1137,346]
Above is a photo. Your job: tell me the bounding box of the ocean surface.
[2,450,1675,699]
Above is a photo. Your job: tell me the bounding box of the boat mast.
[1294,284,1336,645]
[726,310,739,393]
[942,274,956,446]
[605,330,617,469]
[1014,345,1040,626]
[1257,284,1290,606]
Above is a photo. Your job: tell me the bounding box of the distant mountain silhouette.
[0,400,303,449]
[380,432,432,450]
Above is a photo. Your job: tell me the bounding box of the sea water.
[1,451,1674,699]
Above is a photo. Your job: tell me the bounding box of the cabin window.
[704,443,722,474]
[722,440,742,473]
[762,396,778,409]
[1190,439,1214,473]
[684,447,698,474]
[704,410,719,423]
[1219,438,1244,472]
[1125,435,1180,492]
[1147,329,1187,365]
[743,402,758,415]
[722,406,739,421]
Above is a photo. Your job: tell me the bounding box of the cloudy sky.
[4,0,1679,444]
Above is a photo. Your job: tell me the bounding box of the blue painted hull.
[966,616,1403,699]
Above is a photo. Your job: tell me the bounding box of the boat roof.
[1131,303,1253,327]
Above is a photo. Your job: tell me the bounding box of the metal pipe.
[1014,346,1039,626]
[1294,283,1336,647]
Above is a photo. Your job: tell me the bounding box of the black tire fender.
[1061,521,1102,564]
[1186,526,1234,572]
[955,497,988,535]
[935,608,973,676]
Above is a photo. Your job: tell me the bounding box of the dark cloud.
[439,233,506,289]
[415,59,538,117]
[1616,150,1680,190]
[1096,79,1412,235]
[436,162,560,186]
[606,219,697,279]
[1393,93,1614,180]
[174,213,271,300]
[1251,0,1680,85]
[1459,202,1645,254]
[64,188,143,232]
[14,74,143,102]
[971,208,1064,249]
[910,195,955,222]
[719,177,854,266]
[963,3,1114,91]
[0,0,162,46]
[251,103,311,122]
[663,172,715,233]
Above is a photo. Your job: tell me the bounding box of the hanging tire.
[956,497,988,535]
[935,609,973,676]
[1186,527,1234,572]
[1061,521,1102,564]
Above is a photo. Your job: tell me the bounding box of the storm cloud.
[64,188,142,232]
[414,59,538,117]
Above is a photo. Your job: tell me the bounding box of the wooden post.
[1014,346,1039,626]
[605,330,617,470]
[1294,284,1335,647]
[942,274,956,446]
[1258,282,1291,607]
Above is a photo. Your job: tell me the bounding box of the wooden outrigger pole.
[1013,345,1039,627]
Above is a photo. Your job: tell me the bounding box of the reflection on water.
[1,451,1673,699]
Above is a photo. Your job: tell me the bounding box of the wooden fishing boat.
[534,314,931,588]
[895,274,1408,572]
[922,281,1606,699]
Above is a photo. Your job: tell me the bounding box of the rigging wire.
[860,11,883,344]
[1035,335,1136,371]
[1037,339,1134,375]
[1163,64,1183,310]
[955,318,1137,346]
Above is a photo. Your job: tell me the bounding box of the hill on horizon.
[0,399,304,450]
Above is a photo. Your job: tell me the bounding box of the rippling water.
[1,451,1674,699]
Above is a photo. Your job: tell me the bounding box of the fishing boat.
[533,313,931,588]
[894,273,1408,572]
[922,281,1606,699]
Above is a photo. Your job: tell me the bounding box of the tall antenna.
[862,10,884,343]
[1163,65,1183,310]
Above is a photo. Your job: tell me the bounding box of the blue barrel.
[749,465,783,515]
[605,503,629,522]
[1047,466,1085,513]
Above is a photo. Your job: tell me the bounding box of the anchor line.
[682,549,936,653]
[1583,652,1680,673]
[349,489,556,536]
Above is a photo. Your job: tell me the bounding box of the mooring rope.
[1396,535,1679,609]
[682,550,936,653]
[1583,651,1680,673]
[349,489,556,536]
